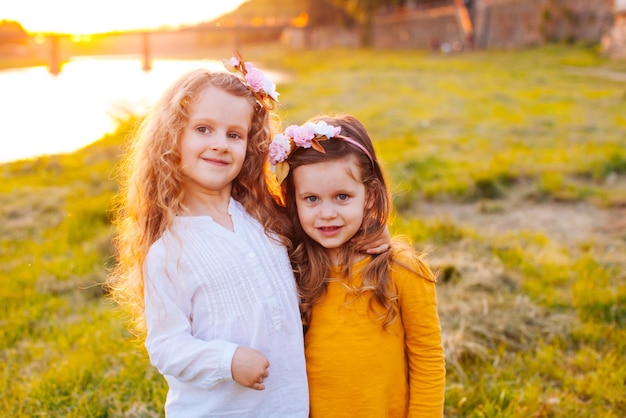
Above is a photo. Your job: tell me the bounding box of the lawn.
[1,43,625,417]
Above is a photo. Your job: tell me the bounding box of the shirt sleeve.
[143,243,239,389]
[394,254,446,417]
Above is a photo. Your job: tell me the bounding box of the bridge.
[42,21,293,75]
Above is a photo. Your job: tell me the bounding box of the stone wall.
[281,0,619,52]
[372,2,465,50]
[371,0,615,50]
[280,26,360,49]
[473,0,614,48]
[473,0,544,48]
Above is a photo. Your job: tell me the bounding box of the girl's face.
[179,86,252,209]
[292,156,368,264]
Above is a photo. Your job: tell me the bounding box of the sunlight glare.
[0,58,227,163]
[1,0,247,34]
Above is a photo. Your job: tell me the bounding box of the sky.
[1,0,248,34]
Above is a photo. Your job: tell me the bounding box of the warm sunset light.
[1,0,247,35]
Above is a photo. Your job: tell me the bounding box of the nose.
[319,201,337,219]
[210,132,228,151]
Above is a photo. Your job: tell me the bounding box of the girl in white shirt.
[108,56,309,417]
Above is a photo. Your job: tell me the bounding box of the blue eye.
[305,196,318,203]
[337,194,349,201]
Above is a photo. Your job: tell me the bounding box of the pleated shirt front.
[144,198,308,417]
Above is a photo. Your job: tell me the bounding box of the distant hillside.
[205,0,352,27]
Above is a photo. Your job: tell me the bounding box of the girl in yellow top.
[270,114,446,417]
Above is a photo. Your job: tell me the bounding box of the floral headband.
[223,52,279,111]
[269,121,374,184]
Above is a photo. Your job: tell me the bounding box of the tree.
[329,0,443,47]
[327,0,375,46]
[329,0,415,46]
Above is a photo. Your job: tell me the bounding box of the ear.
[365,187,377,210]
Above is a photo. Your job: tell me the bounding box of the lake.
[0,56,233,163]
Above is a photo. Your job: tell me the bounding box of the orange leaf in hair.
[275,161,290,184]
[311,139,327,154]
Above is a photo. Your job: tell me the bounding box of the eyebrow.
[296,187,356,197]
[189,117,249,132]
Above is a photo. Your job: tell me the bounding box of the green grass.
[258,44,626,205]
[1,44,625,416]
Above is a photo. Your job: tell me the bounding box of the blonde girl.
[108,57,308,417]
[271,114,446,417]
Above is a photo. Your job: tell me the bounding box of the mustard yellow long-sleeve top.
[304,254,445,417]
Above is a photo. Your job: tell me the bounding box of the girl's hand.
[365,226,391,255]
[231,346,270,390]
[366,242,391,254]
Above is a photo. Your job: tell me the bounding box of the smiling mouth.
[318,226,341,235]
[202,157,228,165]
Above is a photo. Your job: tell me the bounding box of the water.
[0,56,228,163]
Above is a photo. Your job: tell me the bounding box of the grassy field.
[1,44,625,417]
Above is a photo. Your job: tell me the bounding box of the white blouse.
[144,198,308,417]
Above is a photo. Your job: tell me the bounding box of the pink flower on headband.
[245,68,265,92]
[269,133,291,165]
[269,121,342,184]
[286,121,342,148]
[284,125,297,138]
[290,124,315,148]
[223,52,279,110]
[240,61,279,101]
[269,120,374,184]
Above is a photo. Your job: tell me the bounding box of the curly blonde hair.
[107,69,288,338]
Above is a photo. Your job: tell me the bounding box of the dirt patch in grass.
[415,184,626,260]
[407,183,626,378]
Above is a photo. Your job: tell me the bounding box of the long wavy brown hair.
[282,114,426,331]
[107,69,289,338]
